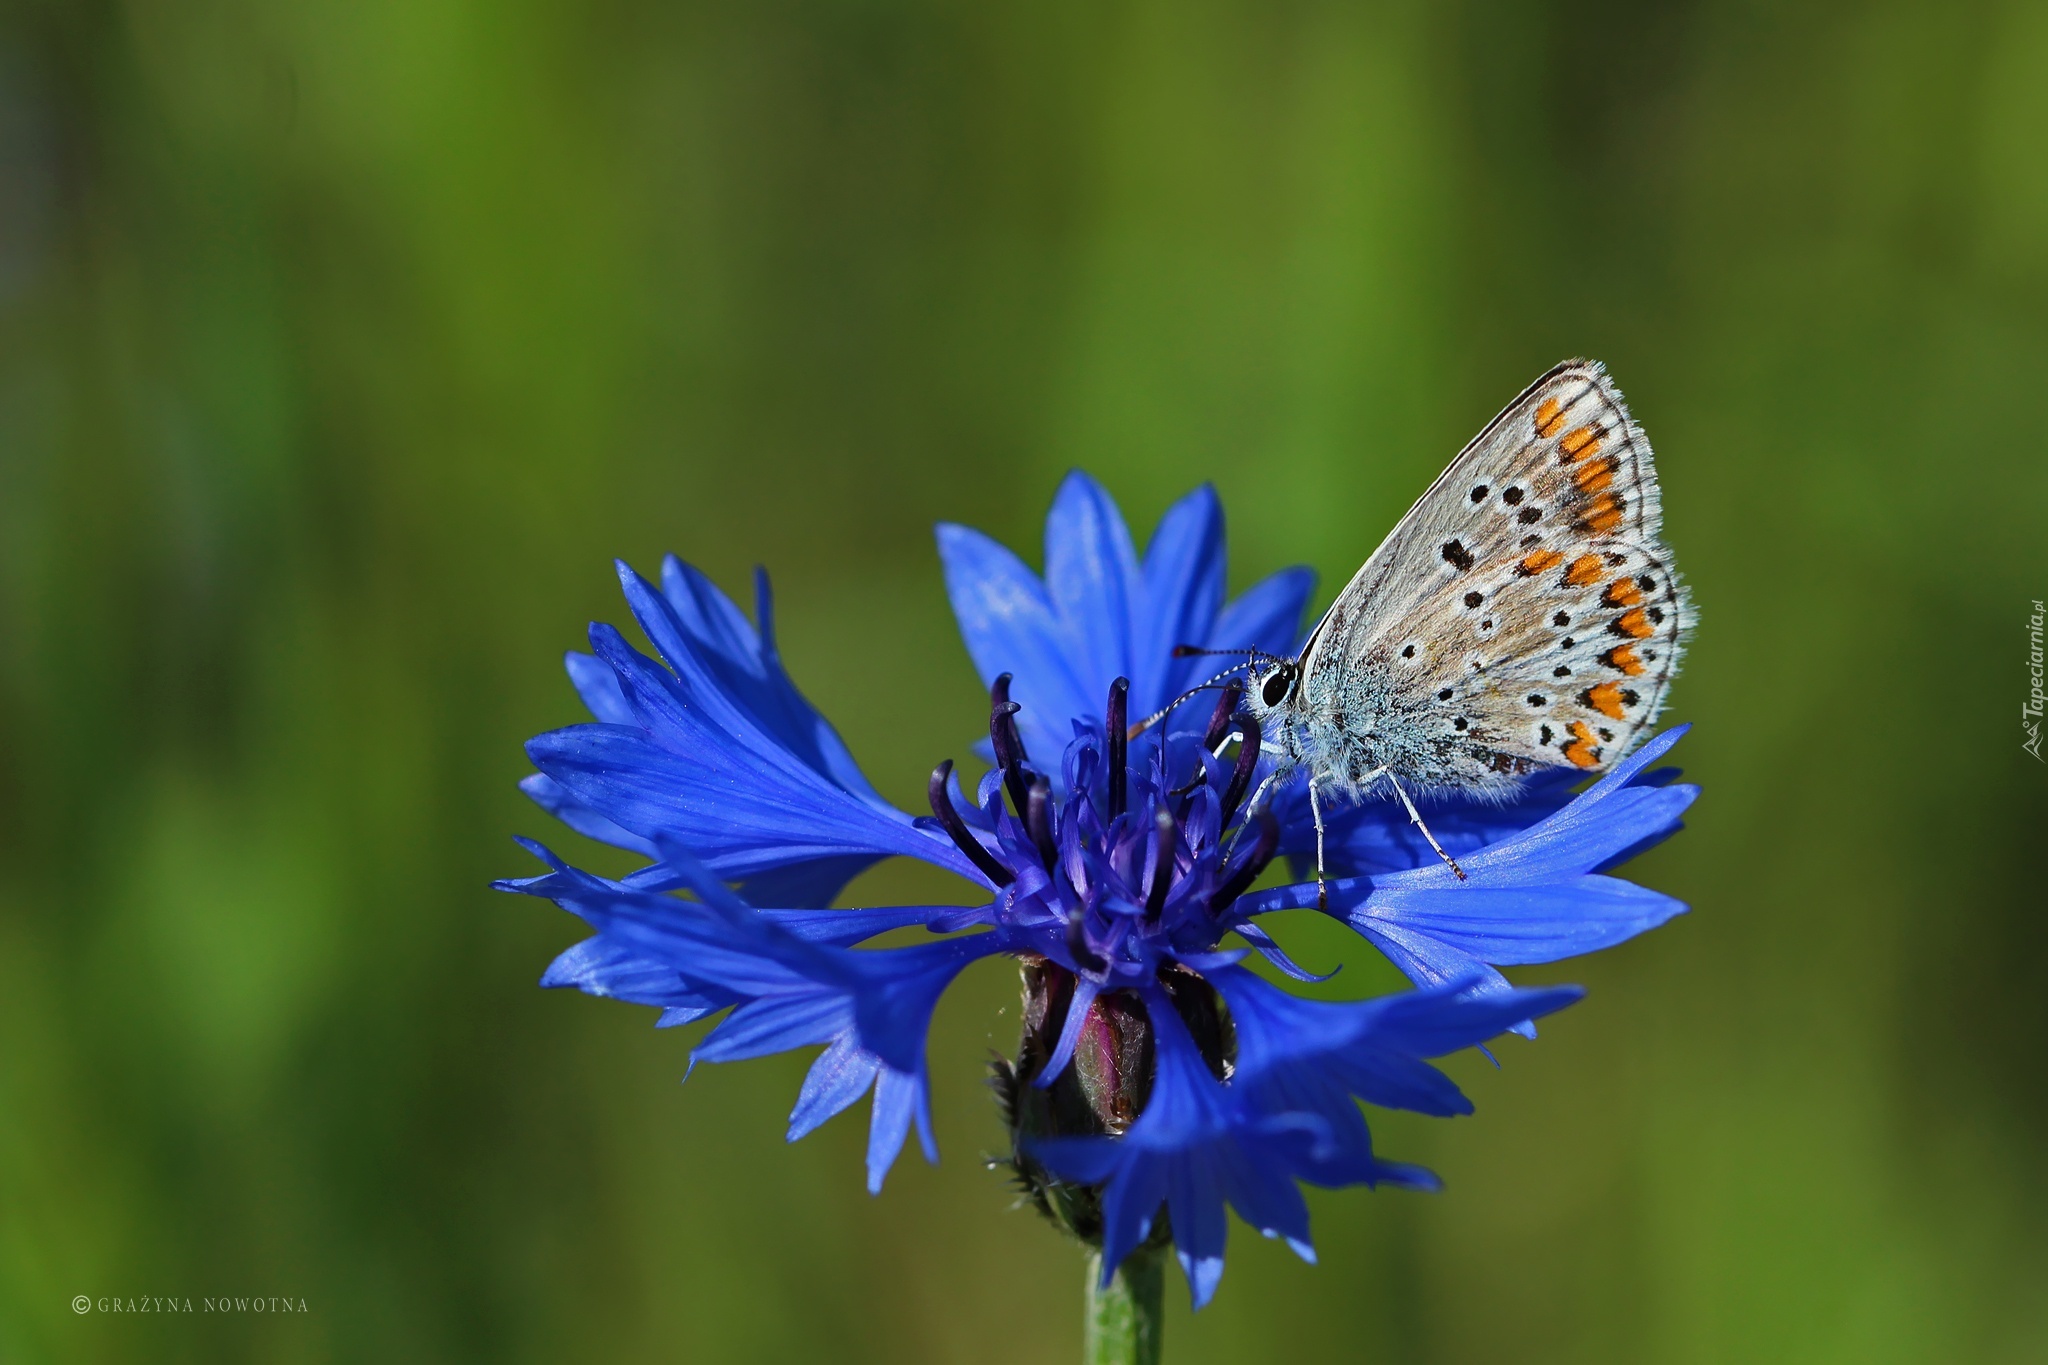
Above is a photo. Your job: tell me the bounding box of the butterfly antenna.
[1172,642,1295,674]
[1125,661,1257,740]
[1171,644,1293,666]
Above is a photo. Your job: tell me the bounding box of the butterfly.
[1225,359,1691,898]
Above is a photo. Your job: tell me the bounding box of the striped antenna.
[1125,659,1259,740]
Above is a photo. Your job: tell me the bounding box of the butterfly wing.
[1299,360,1690,792]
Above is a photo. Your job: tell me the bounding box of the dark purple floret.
[1104,678,1129,822]
[1212,809,1279,907]
[1144,808,1175,920]
[1219,710,1261,827]
[927,759,1013,887]
[1026,774,1057,872]
[1201,680,1244,751]
[989,674,1034,819]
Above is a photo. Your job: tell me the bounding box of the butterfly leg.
[1381,771,1467,881]
[1309,777,1328,911]
[1222,769,1280,859]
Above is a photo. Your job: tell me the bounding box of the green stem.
[1084,1245,1163,1365]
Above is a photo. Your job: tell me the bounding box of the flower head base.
[502,471,1698,1308]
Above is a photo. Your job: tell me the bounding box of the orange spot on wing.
[1564,554,1604,587]
[1516,548,1564,576]
[1534,397,1565,439]
[1583,681,1629,719]
[1602,578,1643,607]
[1601,644,1645,675]
[1559,426,1604,462]
[1562,721,1601,768]
[1578,492,1625,533]
[1611,608,1654,639]
[1573,454,1619,493]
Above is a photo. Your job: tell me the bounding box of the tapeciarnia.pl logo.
[2027,599,2045,762]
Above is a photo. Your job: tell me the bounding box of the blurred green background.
[3,0,2046,1361]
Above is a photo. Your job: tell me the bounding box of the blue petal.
[1211,967,1580,1137]
[1280,773,1580,878]
[788,1032,879,1141]
[1032,977,1100,1089]
[616,858,907,920]
[866,1064,939,1193]
[565,651,633,725]
[1043,471,1143,716]
[527,558,973,906]
[936,521,1097,761]
[649,559,894,806]
[1133,484,1225,717]
[1230,921,1340,983]
[510,841,990,1193]
[1282,726,1695,880]
[697,990,852,1062]
[1408,788,1698,888]
[1210,966,1467,1117]
[501,847,830,995]
[757,906,957,947]
[1209,566,1317,660]
[538,936,713,1009]
[587,856,1003,1075]
[785,1027,941,1193]
[1359,878,1689,965]
[844,934,1009,1074]
[726,857,889,912]
[1361,977,1586,1058]
[1095,1139,1170,1286]
[528,709,971,886]
[938,480,1317,778]
[1340,917,1509,994]
[1236,729,1696,1011]
[520,772,656,857]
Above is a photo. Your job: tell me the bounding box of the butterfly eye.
[1260,668,1296,707]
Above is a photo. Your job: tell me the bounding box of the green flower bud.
[990,955,1233,1246]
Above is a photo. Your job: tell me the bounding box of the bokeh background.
[3,0,2046,1361]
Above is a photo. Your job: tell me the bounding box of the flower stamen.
[1202,680,1245,750]
[1212,808,1279,910]
[1105,677,1129,822]
[1145,808,1176,920]
[1026,773,1058,871]
[927,759,1015,887]
[1219,711,1262,827]
[989,674,1034,817]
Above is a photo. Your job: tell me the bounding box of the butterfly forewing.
[1298,360,1689,792]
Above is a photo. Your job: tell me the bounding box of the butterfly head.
[1253,659,1300,709]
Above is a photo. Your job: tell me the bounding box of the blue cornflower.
[500,472,1697,1308]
